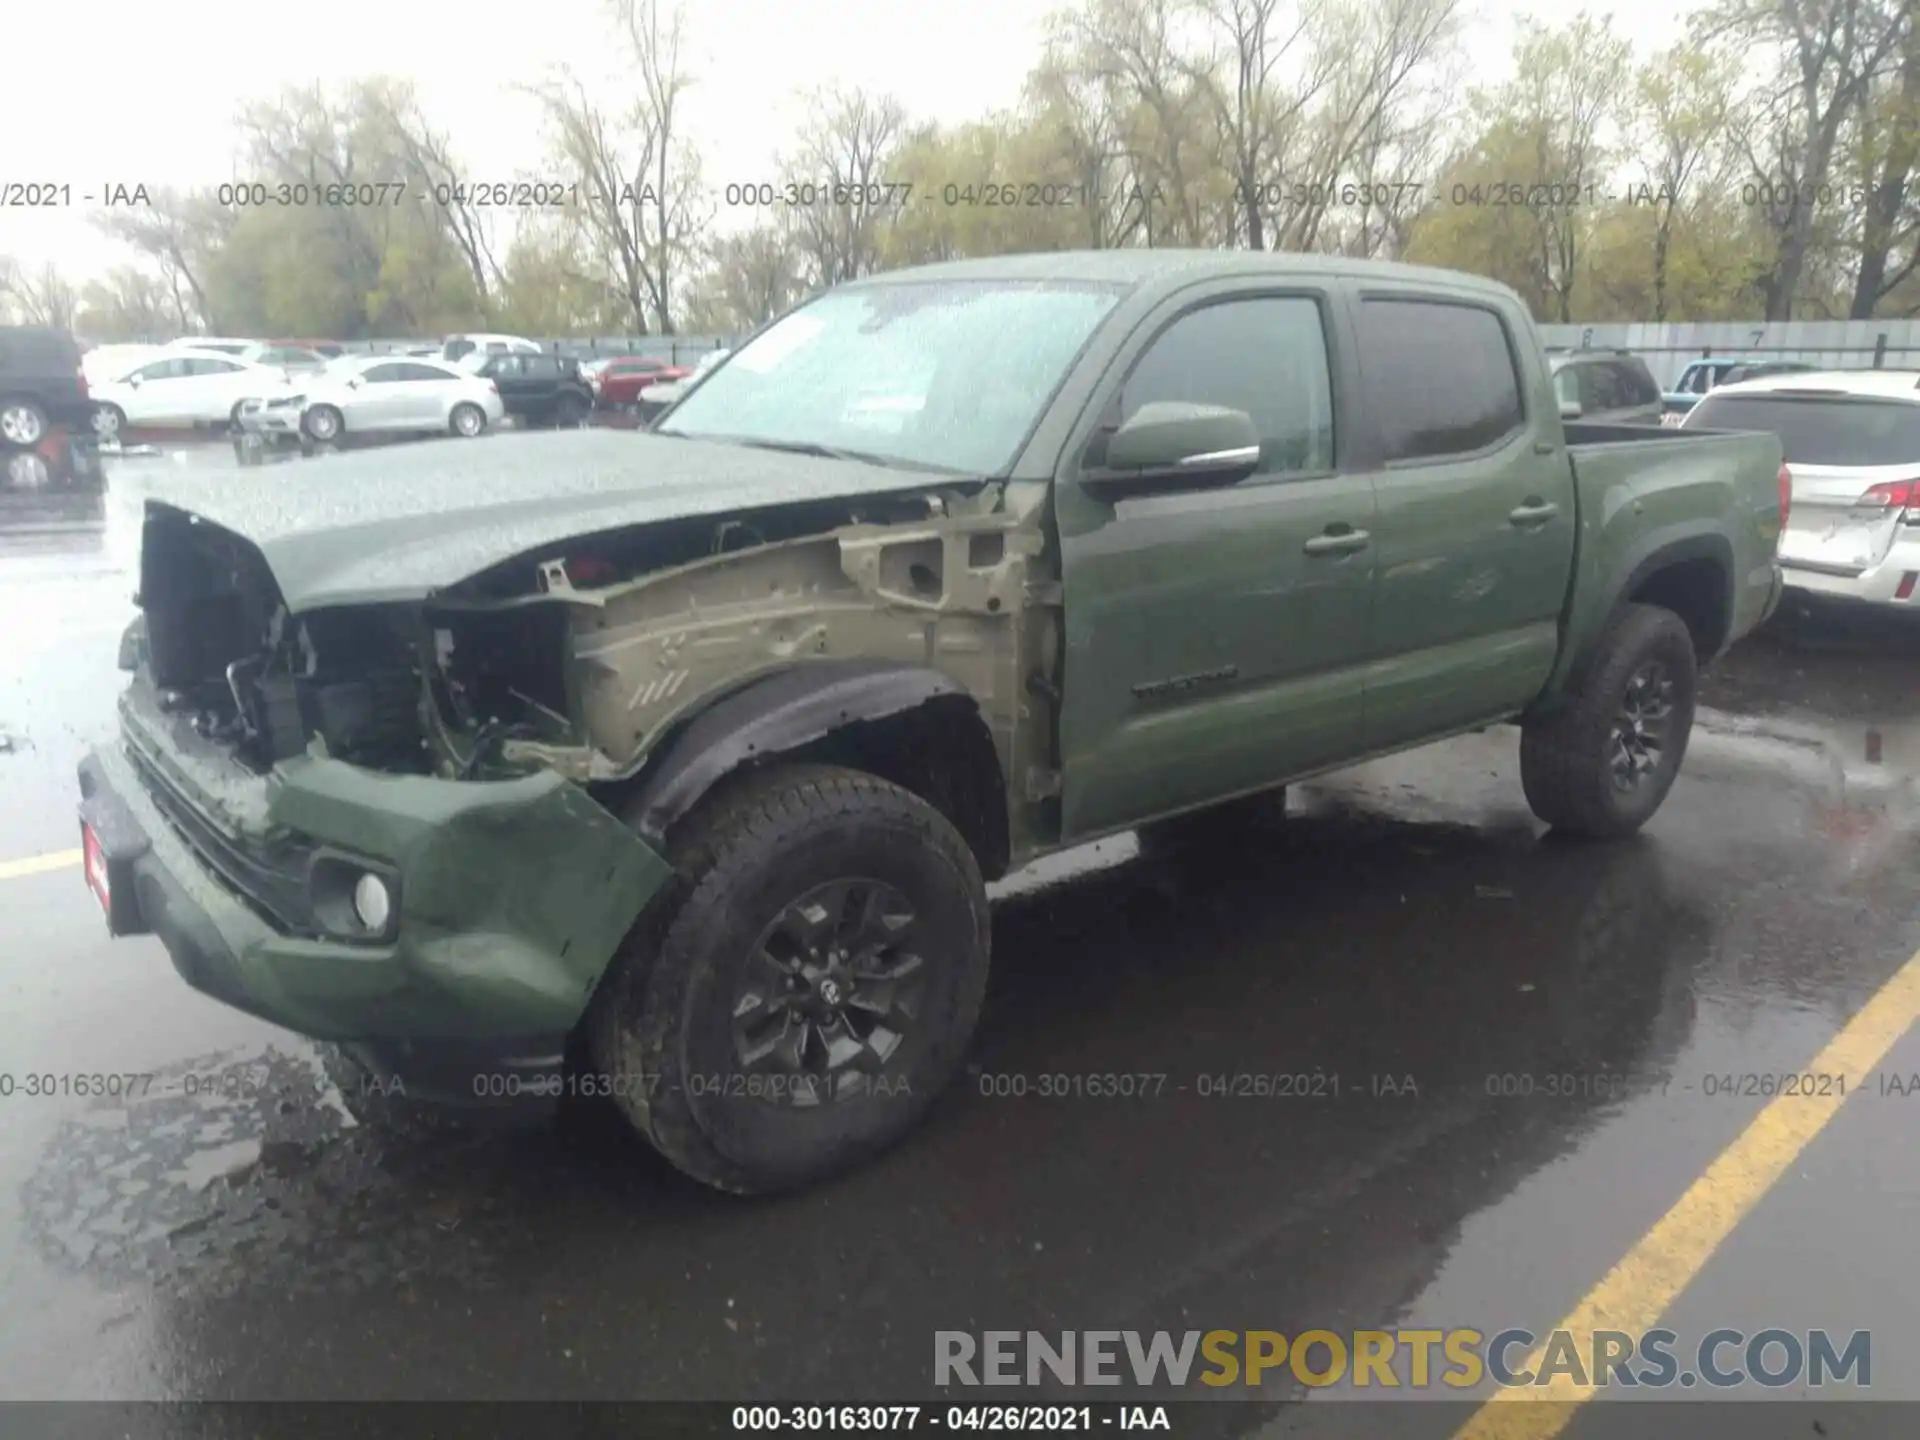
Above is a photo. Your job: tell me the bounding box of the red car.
[590,356,691,408]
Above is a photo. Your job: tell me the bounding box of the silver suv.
[1550,350,1665,425]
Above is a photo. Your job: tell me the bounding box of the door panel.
[1348,294,1576,749]
[1054,287,1377,840]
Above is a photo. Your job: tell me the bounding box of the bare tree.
[1280,0,1463,254]
[1707,0,1910,319]
[91,187,230,330]
[614,0,705,332]
[358,81,505,315]
[1634,47,1737,321]
[784,87,912,286]
[235,85,393,318]
[529,2,704,333]
[1848,16,1919,316]
[0,259,81,328]
[1181,0,1326,249]
[1054,0,1217,245]
[1025,49,1138,247]
[530,72,658,331]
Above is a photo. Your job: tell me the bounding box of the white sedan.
[91,350,294,438]
[294,356,504,442]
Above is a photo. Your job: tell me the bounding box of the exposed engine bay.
[133,486,1054,794]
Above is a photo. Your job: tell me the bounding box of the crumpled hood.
[143,428,959,612]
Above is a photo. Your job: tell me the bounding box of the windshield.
[659,279,1126,473]
[1688,393,1920,466]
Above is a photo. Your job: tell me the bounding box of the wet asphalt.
[1,437,1917,1434]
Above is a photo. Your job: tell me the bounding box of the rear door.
[184,357,255,420]
[1350,289,1577,750]
[1054,281,1376,838]
[348,362,416,430]
[390,361,457,427]
[1692,390,1920,579]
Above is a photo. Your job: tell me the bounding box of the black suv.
[0,327,95,450]
[473,352,594,427]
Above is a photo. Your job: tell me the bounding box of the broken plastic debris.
[1475,885,1514,900]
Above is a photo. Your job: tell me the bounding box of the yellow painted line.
[1454,943,1920,1440]
[0,849,82,881]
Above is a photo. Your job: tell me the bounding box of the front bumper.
[76,722,673,1114]
[1780,524,1920,611]
[236,403,306,439]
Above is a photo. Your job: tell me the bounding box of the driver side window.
[135,358,189,381]
[1118,297,1335,476]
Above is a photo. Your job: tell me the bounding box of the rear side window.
[396,362,451,381]
[1580,363,1622,413]
[1688,394,1920,467]
[1357,299,1524,461]
[1615,360,1660,407]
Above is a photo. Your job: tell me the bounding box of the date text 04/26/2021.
[730,1405,1172,1432]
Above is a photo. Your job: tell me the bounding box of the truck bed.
[1545,419,1786,692]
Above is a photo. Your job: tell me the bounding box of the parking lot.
[1,436,1918,1435]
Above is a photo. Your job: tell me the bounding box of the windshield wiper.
[730,437,895,467]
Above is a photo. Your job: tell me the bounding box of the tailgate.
[1780,462,1910,575]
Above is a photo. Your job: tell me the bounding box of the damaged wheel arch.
[617,658,1012,881]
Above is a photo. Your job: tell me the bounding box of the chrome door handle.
[1509,502,1559,527]
[1303,529,1371,556]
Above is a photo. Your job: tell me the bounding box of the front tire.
[1521,603,1698,839]
[92,404,126,443]
[303,404,343,442]
[553,393,588,428]
[590,763,991,1194]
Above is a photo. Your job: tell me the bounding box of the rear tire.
[449,403,486,438]
[590,763,991,1195]
[0,397,50,449]
[1521,603,1697,839]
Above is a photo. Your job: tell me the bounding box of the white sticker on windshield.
[731,313,826,374]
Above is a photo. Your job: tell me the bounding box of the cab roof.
[845,249,1523,304]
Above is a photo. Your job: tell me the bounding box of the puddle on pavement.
[18,1046,521,1300]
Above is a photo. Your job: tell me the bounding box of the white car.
[164,336,260,356]
[442,333,544,371]
[230,342,332,373]
[293,355,505,443]
[1682,368,1920,612]
[91,350,294,438]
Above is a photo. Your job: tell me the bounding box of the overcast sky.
[1,0,1686,285]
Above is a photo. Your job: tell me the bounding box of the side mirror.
[1083,402,1262,496]
[347,376,363,389]
[1558,399,1583,421]
[128,375,143,388]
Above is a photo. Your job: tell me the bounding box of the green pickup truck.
[77,251,1787,1193]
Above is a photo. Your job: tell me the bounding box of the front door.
[1054,286,1378,840]
[1346,292,1577,750]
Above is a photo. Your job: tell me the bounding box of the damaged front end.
[84,480,1053,1098]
